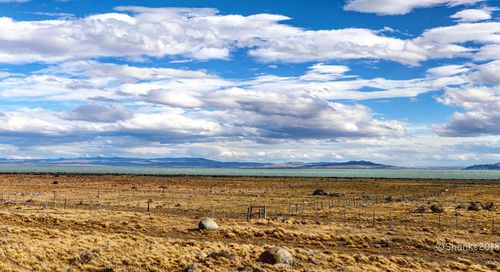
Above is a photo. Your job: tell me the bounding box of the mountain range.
[0,157,394,169]
[464,162,500,170]
[0,157,498,170]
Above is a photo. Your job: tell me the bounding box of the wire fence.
[1,188,497,235]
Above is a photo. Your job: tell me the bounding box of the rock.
[198,218,219,231]
[238,265,266,272]
[415,206,426,213]
[101,266,114,272]
[481,202,494,211]
[312,189,328,196]
[468,202,482,211]
[329,192,345,197]
[182,263,200,272]
[207,251,235,261]
[430,204,444,213]
[259,247,294,266]
[455,204,468,210]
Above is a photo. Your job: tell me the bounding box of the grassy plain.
[0,174,498,271]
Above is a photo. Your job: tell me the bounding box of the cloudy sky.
[0,0,499,166]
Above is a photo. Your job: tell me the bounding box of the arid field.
[0,174,498,271]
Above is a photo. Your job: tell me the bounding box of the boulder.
[481,202,494,211]
[207,251,235,261]
[430,204,444,213]
[259,247,294,266]
[329,192,345,197]
[415,206,426,213]
[198,218,219,231]
[182,263,200,272]
[312,189,328,196]
[468,202,482,211]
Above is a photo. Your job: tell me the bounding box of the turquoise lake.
[0,165,499,179]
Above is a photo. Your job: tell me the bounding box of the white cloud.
[413,22,500,59]
[469,60,500,84]
[248,28,426,66]
[344,0,484,15]
[434,85,500,136]
[427,64,470,76]
[475,44,500,60]
[0,7,497,66]
[64,103,133,123]
[0,7,428,66]
[450,8,492,22]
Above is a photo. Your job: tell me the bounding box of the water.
[0,165,498,179]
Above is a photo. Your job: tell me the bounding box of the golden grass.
[0,174,498,271]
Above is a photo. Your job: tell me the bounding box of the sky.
[0,0,499,167]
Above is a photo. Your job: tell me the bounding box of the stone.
[182,263,200,272]
[312,189,328,196]
[198,218,219,230]
[468,202,482,211]
[430,204,444,213]
[259,246,294,266]
[481,202,494,211]
[415,206,426,213]
[207,251,235,261]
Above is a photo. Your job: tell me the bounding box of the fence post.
[420,212,424,229]
[372,212,375,227]
[473,215,476,232]
[53,191,56,209]
[492,217,495,234]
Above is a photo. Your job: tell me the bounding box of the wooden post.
[473,215,476,231]
[301,205,305,223]
[247,206,252,221]
[53,191,56,209]
[492,217,495,234]
[420,212,424,229]
[372,212,375,227]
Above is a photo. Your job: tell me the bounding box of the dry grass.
[0,174,498,271]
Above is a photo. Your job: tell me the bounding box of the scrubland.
[0,174,498,271]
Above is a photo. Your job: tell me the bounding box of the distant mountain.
[0,157,395,169]
[465,162,500,170]
[272,160,394,169]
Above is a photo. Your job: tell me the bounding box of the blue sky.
[0,0,499,166]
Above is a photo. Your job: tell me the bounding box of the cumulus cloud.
[0,7,429,66]
[0,7,498,65]
[432,61,500,136]
[247,28,426,65]
[469,60,500,84]
[344,0,484,15]
[434,85,500,136]
[450,8,492,22]
[64,103,133,123]
[427,64,470,76]
[413,22,500,59]
[0,61,413,145]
